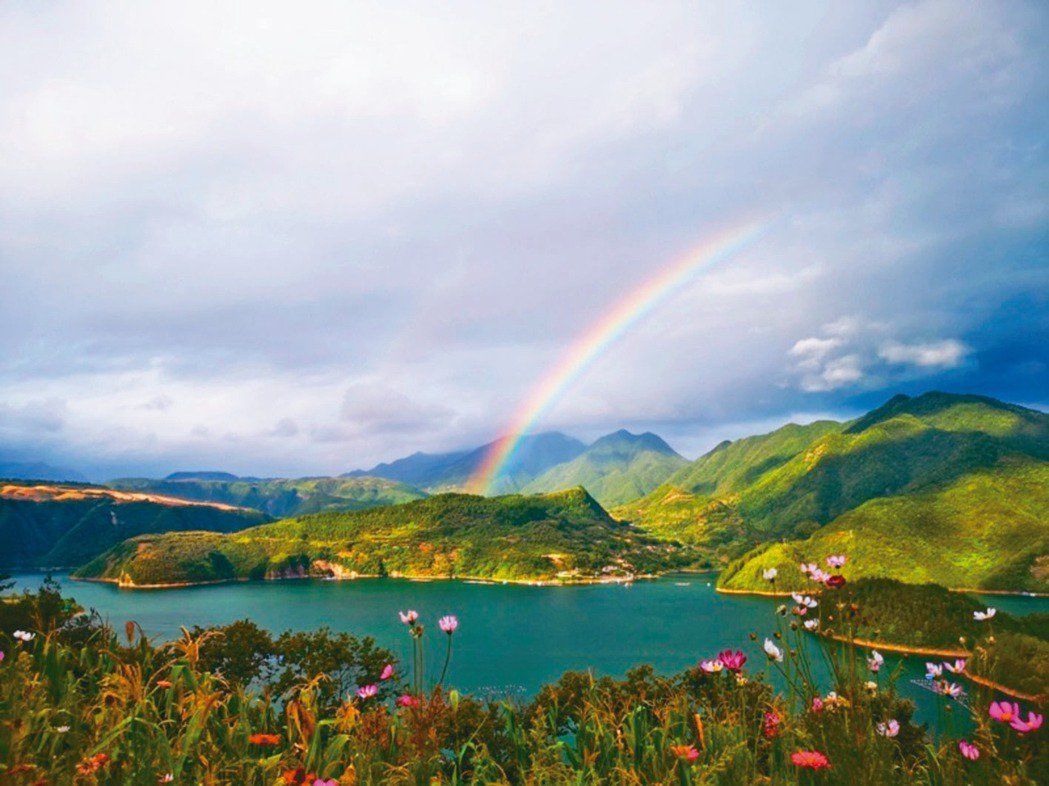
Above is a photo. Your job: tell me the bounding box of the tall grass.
[0,575,1044,784]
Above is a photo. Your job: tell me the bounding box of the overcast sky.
[1,1,1046,480]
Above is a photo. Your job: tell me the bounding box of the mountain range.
[612,391,1048,593]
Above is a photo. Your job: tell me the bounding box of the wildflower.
[380,664,395,680]
[396,693,419,707]
[877,719,900,738]
[925,662,943,679]
[864,681,878,693]
[973,607,996,621]
[938,682,963,698]
[0,650,4,662]
[809,568,830,584]
[762,567,778,582]
[989,701,1020,723]
[398,610,419,625]
[791,592,818,607]
[867,650,884,673]
[699,659,724,674]
[763,638,783,662]
[763,711,781,739]
[356,684,378,700]
[155,680,173,689]
[791,750,831,770]
[716,649,747,672]
[160,776,174,783]
[438,615,459,634]
[943,659,966,674]
[804,619,819,631]
[248,733,281,746]
[776,604,788,616]
[792,605,809,616]
[282,768,318,785]
[958,740,979,761]
[811,697,824,712]
[824,574,846,588]
[56,725,70,733]
[13,630,34,642]
[670,743,700,761]
[826,555,846,568]
[1011,712,1043,733]
[313,780,339,786]
[76,753,110,775]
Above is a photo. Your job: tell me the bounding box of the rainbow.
[468,218,770,494]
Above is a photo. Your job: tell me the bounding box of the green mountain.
[0,481,268,568]
[614,392,1049,592]
[522,430,687,506]
[75,488,689,587]
[109,474,427,518]
[344,432,587,492]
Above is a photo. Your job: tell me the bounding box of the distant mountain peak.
[844,390,1044,435]
[590,429,681,457]
[164,471,241,482]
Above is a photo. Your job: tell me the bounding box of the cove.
[12,572,1046,727]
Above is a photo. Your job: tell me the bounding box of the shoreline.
[818,632,1043,702]
[70,571,664,591]
[716,585,1047,598]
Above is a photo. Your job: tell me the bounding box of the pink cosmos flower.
[867,650,884,673]
[438,615,459,634]
[763,712,781,739]
[396,694,419,707]
[938,682,963,698]
[826,555,846,568]
[799,562,817,576]
[943,659,966,674]
[876,719,900,738]
[716,649,747,672]
[355,684,378,700]
[1010,712,1043,734]
[0,650,4,663]
[973,607,996,621]
[380,664,395,681]
[925,662,943,679]
[398,610,419,625]
[958,740,979,761]
[313,780,339,786]
[989,701,1021,724]
[699,659,723,674]
[670,744,700,761]
[811,697,824,713]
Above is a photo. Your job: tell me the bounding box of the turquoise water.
[11,573,1046,722]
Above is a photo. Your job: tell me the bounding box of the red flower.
[248,733,281,747]
[763,711,782,739]
[76,753,111,775]
[791,750,831,770]
[281,768,317,785]
[670,744,699,761]
[155,679,173,689]
[716,649,747,672]
[824,575,846,588]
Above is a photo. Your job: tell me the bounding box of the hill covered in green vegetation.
[76,488,691,586]
[613,392,1048,592]
[109,474,427,517]
[0,482,268,567]
[522,430,687,506]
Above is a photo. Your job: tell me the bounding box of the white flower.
[799,562,817,575]
[826,555,847,568]
[973,608,996,621]
[159,775,174,783]
[762,567,778,582]
[763,638,783,662]
[864,680,878,692]
[12,630,34,642]
[803,618,819,631]
[56,725,70,733]
[939,681,963,698]
[877,719,900,738]
[925,662,943,679]
[867,650,884,673]
[790,593,818,608]
[699,659,724,673]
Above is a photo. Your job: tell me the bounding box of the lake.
[11,572,1045,725]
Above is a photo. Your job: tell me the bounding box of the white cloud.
[878,339,970,368]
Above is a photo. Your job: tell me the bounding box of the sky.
[1,1,1046,480]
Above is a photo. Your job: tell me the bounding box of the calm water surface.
[12,573,1046,725]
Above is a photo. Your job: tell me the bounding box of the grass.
[1,576,1045,784]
